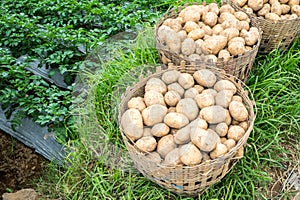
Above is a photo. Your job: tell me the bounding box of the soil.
[0,130,47,197]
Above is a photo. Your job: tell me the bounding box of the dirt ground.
[0,130,47,197]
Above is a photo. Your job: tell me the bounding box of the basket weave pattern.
[155,2,262,82]
[224,0,300,53]
[118,63,256,195]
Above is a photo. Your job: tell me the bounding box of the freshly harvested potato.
[188,29,205,40]
[164,112,190,129]
[190,118,208,130]
[128,97,146,112]
[195,93,215,109]
[218,12,236,24]
[225,110,232,126]
[151,123,170,137]
[163,148,182,165]
[142,104,168,126]
[239,121,249,130]
[195,39,204,54]
[219,4,235,14]
[201,151,211,161]
[208,3,220,15]
[181,38,196,56]
[235,146,244,157]
[184,87,199,99]
[188,53,202,62]
[180,143,202,165]
[162,70,181,84]
[271,2,282,16]
[221,18,240,30]
[201,88,218,97]
[193,69,217,87]
[221,28,240,41]
[176,98,199,121]
[179,6,201,23]
[228,37,245,46]
[143,127,152,137]
[163,18,182,32]
[178,30,188,41]
[193,85,204,93]
[279,0,289,3]
[223,138,236,150]
[145,152,162,163]
[168,107,176,113]
[281,4,291,15]
[215,122,229,137]
[238,21,250,31]
[289,0,300,7]
[292,5,300,16]
[220,137,227,143]
[212,24,224,35]
[232,95,243,102]
[121,109,144,141]
[234,11,249,21]
[168,82,185,97]
[227,125,246,141]
[229,101,249,122]
[144,90,166,107]
[265,13,281,21]
[243,29,260,46]
[178,73,195,89]
[199,105,228,124]
[232,0,248,7]
[164,90,181,107]
[202,25,213,36]
[201,35,227,55]
[210,143,228,159]
[205,54,218,63]
[183,21,200,33]
[157,135,177,158]
[135,136,157,152]
[218,49,231,62]
[191,128,220,152]
[174,124,192,144]
[157,25,182,53]
[145,77,167,94]
[228,41,246,56]
[214,80,237,94]
[203,12,218,27]
[248,0,264,11]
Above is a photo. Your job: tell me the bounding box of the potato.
[208,3,220,15]
[227,125,246,141]
[193,85,204,93]
[144,90,166,107]
[128,97,146,112]
[191,128,220,152]
[181,38,196,56]
[121,109,144,141]
[289,0,300,7]
[163,18,182,32]
[214,80,237,94]
[176,98,199,121]
[219,4,235,14]
[168,83,185,97]
[188,54,202,62]
[205,55,218,63]
[212,24,224,35]
[245,46,253,51]
[235,146,244,157]
[232,95,243,102]
[164,90,181,107]
[238,21,250,31]
[195,93,215,109]
[178,73,195,89]
[269,0,279,4]
[158,26,182,53]
[291,5,300,16]
[180,143,202,165]
[135,136,157,152]
[221,28,240,41]
[164,112,190,129]
[248,0,264,11]
[183,21,200,33]
[225,110,232,126]
[190,118,208,130]
[203,36,227,55]
[279,0,289,3]
[162,70,180,84]
[203,12,218,27]
[228,37,245,46]
[271,2,282,16]
[174,124,191,144]
[232,0,248,7]
[229,101,248,122]
[210,143,228,159]
[234,11,249,21]
[179,6,201,23]
[218,49,231,62]
[215,122,229,137]
[145,152,162,163]
[157,135,177,158]
[151,123,170,137]
[220,137,227,143]
[281,4,291,15]
[243,30,260,46]
[177,30,187,41]
[265,13,281,21]
[188,29,205,40]
[143,127,152,137]
[199,105,228,124]
[168,107,176,113]
[218,12,236,24]
[184,87,199,99]
[201,151,211,161]
[289,13,298,19]
[228,41,246,56]
[223,138,236,150]
[142,104,168,126]
[145,78,167,94]
[201,89,218,97]
[195,39,204,54]
[193,69,217,87]
[163,148,182,165]
[222,18,240,30]
[239,121,249,130]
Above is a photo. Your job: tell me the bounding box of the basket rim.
[117,63,256,170]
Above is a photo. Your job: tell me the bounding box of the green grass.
[36,4,300,200]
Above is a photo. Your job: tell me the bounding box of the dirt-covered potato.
[145,78,167,94]
[234,11,249,21]
[232,0,248,7]
[164,112,190,129]
[176,98,199,121]
[188,28,205,40]
[162,70,181,84]
[220,4,236,14]
[145,152,162,163]
[193,69,217,87]
[215,122,229,137]
[183,21,200,33]
[168,82,185,97]
[191,128,220,152]
[135,136,157,152]
[180,143,203,165]
[121,109,144,141]
[248,0,264,11]
[228,41,246,56]
[164,90,181,107]
[218,49,231,62]
[202,35,228,55]
[128,97,146,112]
[195,93,215,109]
[142,104,168,126]
[210,143,228,159]
[214,80,237,94]
[157,135,177,158]
[221,28,240,41]
[151,123,170,137]
[203,12,218,27]
[163,18,182,32]
[202,88,218,97]
[227,125,246,141]
[157,25,182,53]
[178,73,195,89]
[184,87,199,99]
[292,5,300,16]
[144,90,166,107]
[265,12,281,21]
[143,127,152,137]
[174,124,191,144]
[232,95,243,102]
[179,5,201,23]
[229,101,248,122]
[223,138,236,150]
[163,148,182,165]
[239,121,249,130]
[200,105,228,124]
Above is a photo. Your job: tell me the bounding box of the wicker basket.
[118,62,256,196]
[155,2,262,82]
[224,0,300,53]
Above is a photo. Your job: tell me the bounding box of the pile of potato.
[121,69,249,166]
[231,0,300,21]
[156,3,260,63]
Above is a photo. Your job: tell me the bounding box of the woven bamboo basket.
[155,2,262,82]
[224,0,300,53]
[118,62,256,196]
